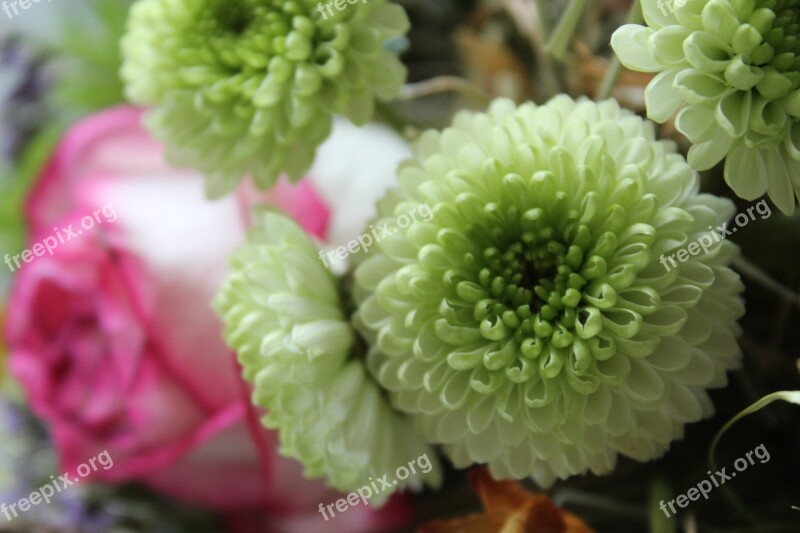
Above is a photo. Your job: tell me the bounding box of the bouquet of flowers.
[1,0,798,531]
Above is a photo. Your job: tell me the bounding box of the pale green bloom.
[122,0,409,197]
[214,211,441,496]
[354,97,745,486]
[612,0,800,214]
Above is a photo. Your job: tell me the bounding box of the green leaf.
[707,390,800,525]
[709,390,800,472]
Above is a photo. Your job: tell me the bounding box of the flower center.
[452,199,624,381]
[474,218,586,348]
[753,0,800,72]
[196,0,321,70]
[216,3,252,34]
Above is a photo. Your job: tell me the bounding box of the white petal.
[309,119,411,249]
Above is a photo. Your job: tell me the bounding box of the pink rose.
[4,106,410,532]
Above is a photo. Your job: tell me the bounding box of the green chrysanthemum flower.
[214,211,441,496]
[354,96,745,486]
[612,0,800,214]
[121,0,409,197]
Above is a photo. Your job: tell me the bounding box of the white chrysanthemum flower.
[354,96,745,486]
[214,210,441,499]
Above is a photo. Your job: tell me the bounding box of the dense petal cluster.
[354,97,745,486]
[612,0,800,214]
[215,211,441,496]
[122,0,409,197]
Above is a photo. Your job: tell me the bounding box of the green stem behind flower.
[545,0,588,61]
[535,0,552,39]
[399,76,491,107]
[649,478,677,533]
[597,0,643,100]
[732,256,800,309]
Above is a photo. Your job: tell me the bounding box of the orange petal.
[420,468,595,533]
[470,467,534,523]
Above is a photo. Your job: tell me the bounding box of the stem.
[597,0,643,100]
[732,255,800,309]
[501,0,560,100]
[399,76,490,107]
[551,489,645,518]
[597,57,623,101]
[535,0,552,39]
[650,478,677,533]
[545,0,589,61]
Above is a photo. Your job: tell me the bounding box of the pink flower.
[4,107,410,532]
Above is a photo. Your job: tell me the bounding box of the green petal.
[724,56,764,91]
[783,121,800,159]
[645,70,685,123]
[716,90,751,137]
[763,147,796,215]
[786,148,800,205]
[749,97,789,138]
[724,141,768,199]
[730,0,756,22]
[687,135,735,170]
[701,0,740,43]
[611,25,663,73]
[674,0,706,31]
[651,26,693,67]
[747,7,775,35]
[676,104,720,142]
[642,0,679,29]
[683,31,732,72]
[371,2,411,38]
[730,23,762,56]
[674,70,730,105]
[756,68,794,100]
